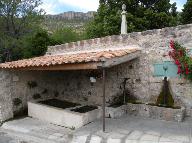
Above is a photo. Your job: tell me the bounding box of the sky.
[40,0,187,15]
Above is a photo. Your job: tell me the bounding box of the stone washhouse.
[1,24,192,130]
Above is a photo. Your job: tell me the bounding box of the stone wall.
[0,59,138,122]
[1,24,192,122]
[54,60,138,106]
[0,70,13,122]
[46,24,192,109]
[0,70,63,121]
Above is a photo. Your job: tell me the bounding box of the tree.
[51,28,83,44]
[170,2,179,26]
[86,1,121,38]
[86,0,179,38]
[0,0,44,62]
[171,2,178,17]
[181,0,192,24]
[0,0,43,38]
[22,30,52,58]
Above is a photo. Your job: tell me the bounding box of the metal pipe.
[102,68,106,132]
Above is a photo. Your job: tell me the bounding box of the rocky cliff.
[43,11,95,32]
[45,11,95,20]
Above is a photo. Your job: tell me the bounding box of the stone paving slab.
[1,117,73,143]
[0,133,15,143]
[0,131,37,143]
[0,116,192,143]
[73,116,192,143]
[89,135,102,143]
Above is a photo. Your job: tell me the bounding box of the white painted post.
[121,4,127,35]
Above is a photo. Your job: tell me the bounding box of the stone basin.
[28,100,102,129]
[106,103,185,122]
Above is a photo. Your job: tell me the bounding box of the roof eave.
[103,50,141,68]
[2,62,103,71]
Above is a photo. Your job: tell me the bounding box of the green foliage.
[51,28,82,44]
[171,2,178,17]
[0,35,24,62]
[0,0,44,38]
[0,0,44,62]
[86,0,179,38]
[23,29,53,58]
[181,0,192,24]
[169,41,192,80]
[86,3,121,38]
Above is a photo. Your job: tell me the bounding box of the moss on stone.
[110,89,137,107]
[156,78,174,108]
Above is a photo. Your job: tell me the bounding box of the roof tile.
[0,48,140,69]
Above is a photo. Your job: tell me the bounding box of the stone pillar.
[121,4,127,35]
[0,70,13,122]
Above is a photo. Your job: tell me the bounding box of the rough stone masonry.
[1,24,192,122]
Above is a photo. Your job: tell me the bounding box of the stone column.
[121,4,127,35]
[0,70,13,122]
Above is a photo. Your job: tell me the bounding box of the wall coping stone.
[46,24,192,56]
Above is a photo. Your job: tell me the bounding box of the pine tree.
[86,0,178,38]
[181,0,192,24]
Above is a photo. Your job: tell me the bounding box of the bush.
[51,28,82,44]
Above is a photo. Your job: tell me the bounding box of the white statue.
[121,4,127,34]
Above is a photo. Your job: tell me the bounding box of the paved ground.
[72,116,192,143]
[0,132,19,143]
[0,116,192,143]
[0,117,73,143]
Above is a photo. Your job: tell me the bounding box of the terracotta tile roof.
[0,48,140,69]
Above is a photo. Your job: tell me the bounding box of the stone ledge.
[105,105,127,118]
[106,103,185,122]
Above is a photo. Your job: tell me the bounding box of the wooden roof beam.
[103,50,141,68]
